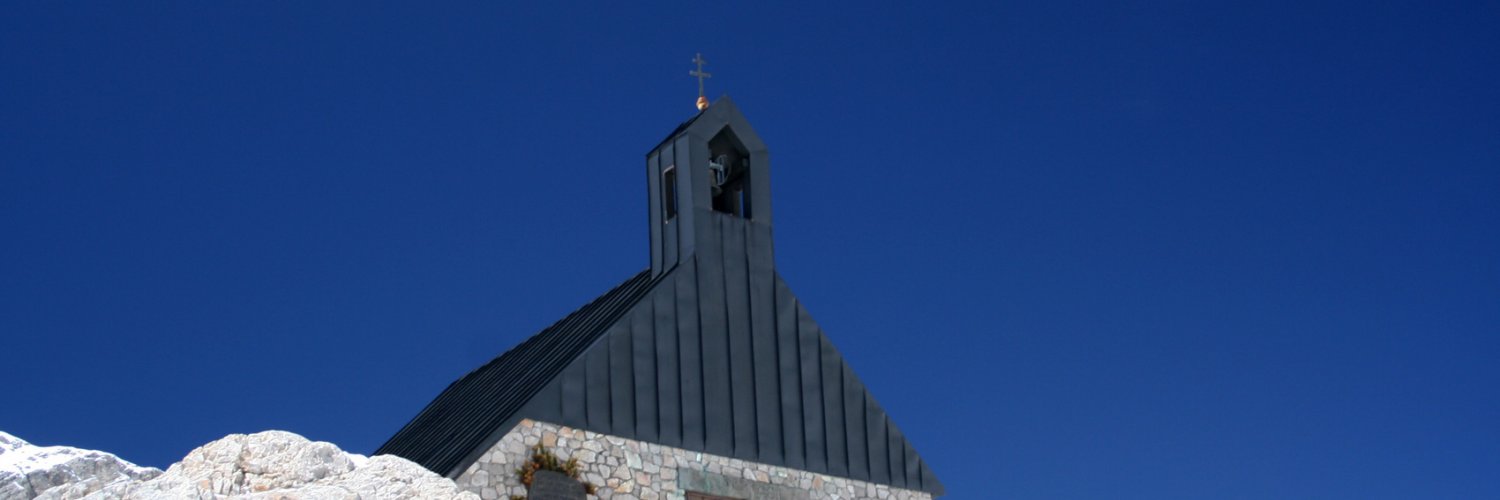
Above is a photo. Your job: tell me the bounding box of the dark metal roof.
[522,215,945,496]
[375,214,946,496]
[374,269,661,475]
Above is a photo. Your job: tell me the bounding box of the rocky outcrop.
[0,431,162,500]
[0,430,477,500]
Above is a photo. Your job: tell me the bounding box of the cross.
[689,53,712,99]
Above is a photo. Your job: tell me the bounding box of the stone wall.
[457,419,933,500]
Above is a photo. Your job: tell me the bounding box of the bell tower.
[646,96,772,277]
[380,68,946,496]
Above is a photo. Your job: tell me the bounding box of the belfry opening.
[708,126,751,218]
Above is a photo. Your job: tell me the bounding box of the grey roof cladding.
[374,270,660,475]
[376,97,944,496]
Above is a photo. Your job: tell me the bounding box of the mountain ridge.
[0,430,476,500]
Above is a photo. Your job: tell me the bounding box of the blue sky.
[2,2,1496,498]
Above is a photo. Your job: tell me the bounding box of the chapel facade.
[376,96,944,500]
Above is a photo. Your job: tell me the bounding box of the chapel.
[376,68,944,500]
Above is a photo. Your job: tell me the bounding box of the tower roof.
[651,96,766,156]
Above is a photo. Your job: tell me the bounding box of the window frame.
[662,165,678,221]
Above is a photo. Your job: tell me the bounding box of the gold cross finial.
[690,53,712,110]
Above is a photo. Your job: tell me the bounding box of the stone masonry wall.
[457,419,933,500]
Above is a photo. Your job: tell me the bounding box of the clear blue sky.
[2,2,1496,498]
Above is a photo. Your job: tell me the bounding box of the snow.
[0,433,154,477]
[0,429,475,500]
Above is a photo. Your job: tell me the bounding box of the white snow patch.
[0,431,161,500]
[0,429,475,500]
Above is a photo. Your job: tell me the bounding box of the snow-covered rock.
[0,430,477,500]
[0,431,161,500]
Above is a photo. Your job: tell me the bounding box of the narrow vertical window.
[662,166,678,221]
